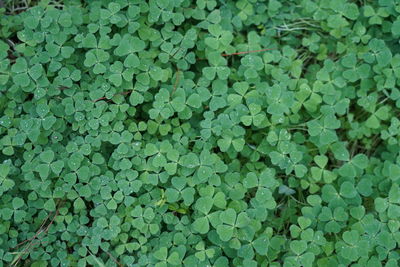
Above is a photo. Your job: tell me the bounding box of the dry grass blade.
[171,47,182,59]
[221,48,276,57]
[101,248,123,267]
[10,199,64,267]
[171,67,181,97]
[13,212,51,250]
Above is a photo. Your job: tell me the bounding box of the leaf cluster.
[1,0,400,266]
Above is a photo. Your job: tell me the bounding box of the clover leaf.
[1,1,399,266]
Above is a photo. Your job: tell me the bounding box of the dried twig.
[6,39,16,48]
[221,48,276,57]
[93,96,109,103]
[171,47,182,59]
[196,47,276,61]
[102,248,123,267]
[11,200,63,267]
[13,212,51,250]
[93,90,132,103]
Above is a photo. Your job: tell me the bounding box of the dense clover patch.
[1,0,400,266]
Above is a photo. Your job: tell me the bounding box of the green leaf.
[129,91,144,106]
[12,197,24,209]
[392,19,400,36]
[343,230,359,245]
[236,212,250,227]
[216,225,234,241]
[389,184,400,204]
[44,199,56,211]
[11,58,28,73]
[181,153,199,168]
[50,160,64,175]
[220,208,236,225]
[314,155,328,169]
[192,217,209,234]
[243,173,258,188]
[331,142,350,161]
[0,1,397,263]
[375,198,388,213]
[167,252,181,265]
[40,150,55,163]
[290,240,307,255]
[88,251,106,267]
[74,197,85,211]
[154,247,167,261]
[36,164,50,179]
[195,197,213,215]
[187,94,202,108]
[352,154,368,169]
[253,236,269,255]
